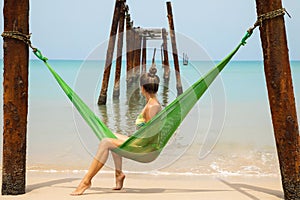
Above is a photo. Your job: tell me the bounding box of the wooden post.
[125,12,134,85]
[130,27,137,79]
[151,48,157,66]
[98,0,123,105]
[141,36,147,74]
[160,44,164,67]
[162,28,170,80]
[166,1,183,95]
[2,0,29,195]
[255,1,300,199]
[133,28,142,80]
[113,2,126,98]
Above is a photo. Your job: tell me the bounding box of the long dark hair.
[140,67,160,94]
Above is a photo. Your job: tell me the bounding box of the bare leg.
[71,138,121,195]
[70,159,103,195]
[112,152,125,190]
[111,133,128,190]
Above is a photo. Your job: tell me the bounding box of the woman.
[71,67,161,195]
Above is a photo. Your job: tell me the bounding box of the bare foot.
[112,173,125,190]
[70,181,91,195]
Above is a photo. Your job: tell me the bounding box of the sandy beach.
[0,171,283,200]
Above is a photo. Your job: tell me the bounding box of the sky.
[0,0,299,60]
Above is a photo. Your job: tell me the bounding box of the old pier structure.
[97,0,183,105]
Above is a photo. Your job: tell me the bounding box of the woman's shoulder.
[148,101,161,113]
[144,100,161,120]
[149,104,161,111]
[148,99,161,108]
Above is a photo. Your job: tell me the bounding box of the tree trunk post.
[2,0,29,195]
[113,1,126,98]
[255,1,300,199]
[98,0,123,105]
[162,28,170,80]
[141,36,147,74]
[166,1,183,95]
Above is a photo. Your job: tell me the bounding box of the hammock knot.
[241,31,252,46]
[33,49,48,62]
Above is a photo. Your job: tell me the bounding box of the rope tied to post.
[1,30,48,62]
[248,8,291,35]
[241,7,290,46]
[2,31,36,51]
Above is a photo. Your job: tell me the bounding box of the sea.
[0,59,299,177]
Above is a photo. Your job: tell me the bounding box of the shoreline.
[1,171,284,200]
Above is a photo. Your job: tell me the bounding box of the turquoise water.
[0,60,299,176]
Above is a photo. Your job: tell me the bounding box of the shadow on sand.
[26,178,227,195]
[219,179,284,200]
[79,187,229,195]
[25,177,284,199]
[26,178,79,192]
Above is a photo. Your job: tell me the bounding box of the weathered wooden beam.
[135,28,163,40]
[151,48,156,66]
[98,0,124,105]
[2,0,29,195]
[125,12,134,85]
[113,2,126,99]
[133,28,142,80]
[255,1,300,199]
[162,28,170,80]
[130,30,137,81]
[141,36,147,74]
[166,1,183,95]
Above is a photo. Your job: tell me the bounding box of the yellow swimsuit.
[135,98,161,128]
[135,113,146,128]
[135,98,153,128]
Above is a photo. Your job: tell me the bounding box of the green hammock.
[33,31,252,163]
